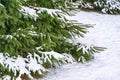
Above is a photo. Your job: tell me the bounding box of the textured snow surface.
[41,11,120,80]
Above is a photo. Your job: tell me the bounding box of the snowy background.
[40,10,120,80]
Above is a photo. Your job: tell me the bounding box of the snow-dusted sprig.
[75,43,105,63]
[38,51,76,66]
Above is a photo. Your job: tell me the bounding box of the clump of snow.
[20,6,38,21]
[26,53,46,75]
[20,6,38,18]
[62,53,75,63]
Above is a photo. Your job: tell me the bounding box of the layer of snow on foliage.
[0,50,75,80]
[0,53,46,80]
[39,51,75,64]
[20,6,38,18]
[41,11,120,80]
[20,6,62,20]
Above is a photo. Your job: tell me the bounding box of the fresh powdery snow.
[40,11,120,80]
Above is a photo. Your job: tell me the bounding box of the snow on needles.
[0,53,46,80]
[20,6,62,20]
[0,51,75,80]
[40,51,75,64]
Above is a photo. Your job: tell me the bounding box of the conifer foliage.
[0,0,104,79]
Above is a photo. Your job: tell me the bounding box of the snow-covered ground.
[40,11,120,80]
